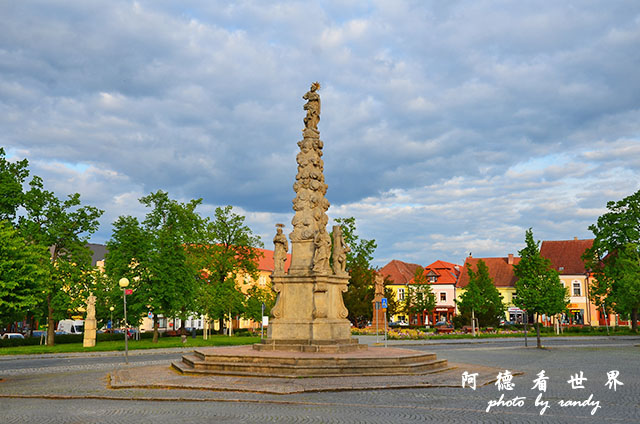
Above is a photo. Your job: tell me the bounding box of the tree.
[585,190,640,332]
[19,176,103,346]
[457,260,506,329]
[190,205,263,333]
[404,267,436,325]
[106,191,203,343]
[513,229,568,348]
[0,147,29,222]
[333,217,377,327]
[0,220,50,326]
[383,285,400,318]
[244,284,277,324]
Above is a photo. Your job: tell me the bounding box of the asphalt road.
[0,336,638,423]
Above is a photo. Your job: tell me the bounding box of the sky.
[1,1,639,268]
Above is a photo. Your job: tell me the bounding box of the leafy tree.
[404,267,436,324]
[514,229,568,348]
[333,217,377,327]
[457,259,505,329]
[383,285,400,318]
[244,284,277,323]
[19,176,103,346]
[190,205,263,333]
[585,190,640,332]
[0,220,50,326]
[106,191,203,342]
[0,147,29,222]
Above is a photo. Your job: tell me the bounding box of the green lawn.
[0,335,260,356]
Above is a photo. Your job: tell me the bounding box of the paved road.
[0,336,638,423]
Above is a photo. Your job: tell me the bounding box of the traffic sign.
[381,298,388,308]
[125,289,133,295]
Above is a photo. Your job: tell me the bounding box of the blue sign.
[381,298,388,308]
[107,320,112,329]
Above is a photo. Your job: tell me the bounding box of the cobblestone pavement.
[0,337,638,423]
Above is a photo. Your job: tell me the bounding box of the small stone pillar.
[83,293,97,347]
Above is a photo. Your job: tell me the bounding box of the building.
[419,260,460,325]
[378,259,422,323]
[540,238,599,326]
[456,255,521,322]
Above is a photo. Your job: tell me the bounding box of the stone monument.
[83,293,97,347]
[371,272,387,329]
[256,82,358,352]
[172,84,449,378]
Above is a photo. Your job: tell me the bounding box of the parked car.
[57,320,84,334]
[1,333,25,340]
[389,320,409,327]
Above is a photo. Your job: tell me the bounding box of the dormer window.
[559,267,564,271]
[428,276,437,283]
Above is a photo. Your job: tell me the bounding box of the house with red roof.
[456,254,523,323]
[408,260,461,325]
[378,259,422,323]
[540,238,599,326]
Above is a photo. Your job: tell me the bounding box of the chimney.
[508,254,514,265]
[574,236,578,241]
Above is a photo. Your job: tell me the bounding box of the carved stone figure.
[86,293,96,320]
[332,225,350,276]
[273,225,288,275]
[374,273,385,297]
[312,230,332,273]
[303,82,321,132]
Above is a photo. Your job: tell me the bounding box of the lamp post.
[118,277,130,364]
[109,306,114,331]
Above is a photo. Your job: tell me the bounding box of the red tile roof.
[540,239,593,275]
[409,260,461,285]
[379,259,422,285]
[457,256,520,288]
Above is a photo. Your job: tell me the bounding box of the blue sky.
[1,1,639,267]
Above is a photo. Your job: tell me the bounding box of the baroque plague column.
[258,83,357,351]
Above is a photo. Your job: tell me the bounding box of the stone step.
[192,351,437,366]
[175,356,448,377]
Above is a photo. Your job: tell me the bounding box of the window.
[572,281,581,296]
[397,288,405,301]
[440,292,446,302]
[428,276,437,283]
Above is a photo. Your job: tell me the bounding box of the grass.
[0,335,260,356]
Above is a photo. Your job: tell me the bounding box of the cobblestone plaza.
[1,337,638,423]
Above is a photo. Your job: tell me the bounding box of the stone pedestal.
[256,272,358,352]
[83,317,96,347]
[371,295,387,330]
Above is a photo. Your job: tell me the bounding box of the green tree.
[0,220,50,326]
[456,260,506,330]
[106,191,203,342]
[404,267,436,325]
[383,285,400,318]
[585,190,640,332]
[190,205,263,333]
[333,217,377,327]
[244,284,277,323]
[0,147,29,222]
[19,177,103,346]
[514,229,568,348]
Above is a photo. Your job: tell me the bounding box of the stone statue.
[303,82,321,132]
[332,225,350,276]
[273,224,288,275]
[312,230,332,273]
[86,293,96,320]
[374,273,385,297]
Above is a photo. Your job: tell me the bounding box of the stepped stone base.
[172,344,449,378]
[253,337,366,353]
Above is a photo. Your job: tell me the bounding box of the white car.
[1,333,25,339]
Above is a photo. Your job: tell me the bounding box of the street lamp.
[109,306,114,331]
[118,277,130,364]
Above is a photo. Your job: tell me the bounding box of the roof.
[256,248,292,273]
[409,260,461,285]
[540,239,593,275]
[379,259,422,285]
[457,256,520,288]
[87,243,108,266]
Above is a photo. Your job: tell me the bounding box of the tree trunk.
[536,320,541,349]
[152,315,159,343]
[632,307,638,333]
[46,294,55,346]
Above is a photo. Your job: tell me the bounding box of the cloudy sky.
[2,1,639,267]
